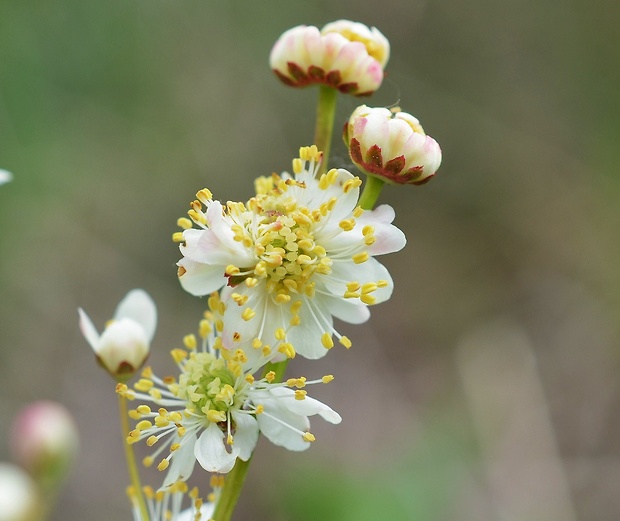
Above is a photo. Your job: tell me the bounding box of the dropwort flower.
[119,293,341,482]
[128,480,216,521]
[175,146,406,359]
[344,105,442,185]
[79,289,157,381]
[270,21,389,96]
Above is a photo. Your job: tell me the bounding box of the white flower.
[0,169,12,186]
[270,21,389,96]
[128,480,216,521]
[119,295,341,482]
[0,463,39,521]
[344,105,442,185]
[79,289,157,380]
[175,146,406,360]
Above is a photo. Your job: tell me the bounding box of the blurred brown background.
[1,0,619,519]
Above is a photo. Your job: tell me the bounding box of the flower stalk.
[118,394,149,521]
[313,85,338,176]
[358,175,385,210]
[211,457,252,521]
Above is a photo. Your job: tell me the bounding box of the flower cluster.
[75,17,442,521]
[119,292,341,483]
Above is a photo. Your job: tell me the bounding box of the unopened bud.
[0,463,39,521]
[78,289,157,381]
[344,105,442,185]
[10,402,78,493]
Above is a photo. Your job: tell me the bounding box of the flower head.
[175,146,406,359]
[119,296,341,481]
[128,480,217,521]
[10,401,78,492]
[344,105,442,185]
[0,169,12,186]
[270,21,389,96]
[79,289,157,381]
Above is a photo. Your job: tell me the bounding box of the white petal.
[231,412,259,461]
[254,395,311,451]
[266,387,341,423]
[77,308,100,352]
[324,295,370,324]
[113,289,157,343]
[287,298,333,360]
[177,258,227,296]
[194,423,240,474]
[160,432,197,489]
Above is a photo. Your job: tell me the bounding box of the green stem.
[118,394,149,521]
[212,457,253,521]
[358,175,386,210]
[211,359,290,521]
[313,85,338,176]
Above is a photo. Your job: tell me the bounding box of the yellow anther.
[170,349,188,364]
[177,265,187,277]
[302,432,316,442]
[234,349,248,363]
[352,252,369,264]
[275,293,292,304]
[322,374,335,383]
[177,426,186,436]
[291,300,303,314]
[128,410,141,420]
[136,420,152,431]
[116,383,129,395]
[170,443,181,452]
[364,235,376,246]
[304,283,315,297]
[141,367,153,378]
[343,177,362,193]
[225,264,240,276]
[339,336,352,348]
[292,157,303,174]
[278,342,296,359]
[177,217,193,230]
[275,328,286,341]
[321,333,334,349]
[339,218,355,231]
[362,225,375,236]
[227,433,234,445]
[207,410,226,423]
[134,379,154,392]
[252,338,262,349]
[377,279,389,287]
[295,390,307,400]
[241,307,256,321]
[347,281,361,292]
[265,371,276,383]
[172,231,185,243]
[146,435,158,447]
[137,405,151,415]
[361,283,378,294]
[360,294,376,305]
[344,291,360,299]
[169,411,183,423]
[353,206,364,218]
[199,319,212,338]
[149,389,162,400]
[183,334,197,350]
[196,188,213,204]
[254,404,264,415]
[231,293,249,306]
[290,314,301,326]
[245,374,255,384]
[232,331,241,342]
[157,459,170,471]
[154,416,170,428]
[261,345,271,356]
[143,456,154,467]
[215,319,224,333]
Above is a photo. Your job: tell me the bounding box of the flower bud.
[78,289,157,381]
[344,105,442,185]
[270,21,389,96]
[0,463,39,521]
[10,402,78,493]
[0,169,12,185]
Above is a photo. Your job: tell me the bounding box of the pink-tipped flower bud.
[270,21,389,96]
[0,463,39,521]
[78,289,157,381]
[344,105,442,185]
[10,402,78,493]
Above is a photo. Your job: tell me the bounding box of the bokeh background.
[1,0,619,519]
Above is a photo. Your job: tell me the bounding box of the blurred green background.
[1,0,619,519]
